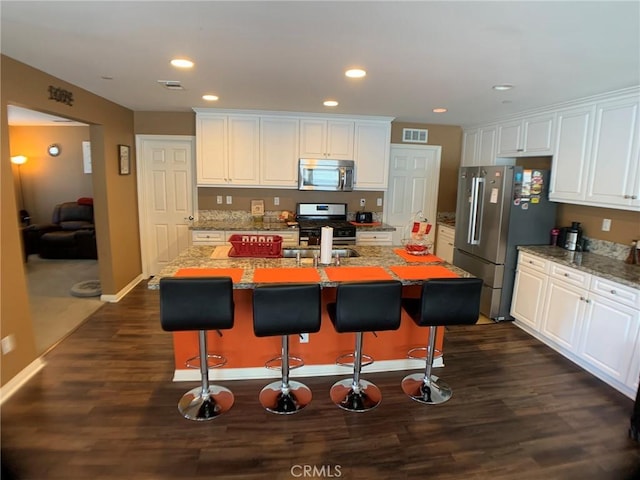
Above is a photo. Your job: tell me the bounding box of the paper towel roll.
[320,226,333,265]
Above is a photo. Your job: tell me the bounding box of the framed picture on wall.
[118,144,130,175]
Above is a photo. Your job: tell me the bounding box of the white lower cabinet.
[511,250,640,398]
[578,292,640,384]
[192,230,227,246]
[435,225,455,263]
[541,276,588,353]
[275,230,299,247]
[511,254,548,331]
[355,231,393,246]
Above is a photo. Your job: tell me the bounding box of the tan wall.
[557,204,640,246]
[134,111,195,136]
[10,125,92,224]
[390,122,462,213]
[198,187,384,214]
[1,55,139,387]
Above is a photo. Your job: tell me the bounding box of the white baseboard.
[100,274,145,303]
[172,357,444,382]
[0,358,46,405]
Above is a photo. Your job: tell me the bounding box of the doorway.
[8,105,103,354]
[386,144,442,245]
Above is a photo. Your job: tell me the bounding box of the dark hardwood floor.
[2,282,639,480]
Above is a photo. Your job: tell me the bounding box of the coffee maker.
[557,222,583,251]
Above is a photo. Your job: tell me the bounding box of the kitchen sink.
[282,248,360,258]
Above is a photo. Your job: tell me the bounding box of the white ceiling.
[2,1,639,127]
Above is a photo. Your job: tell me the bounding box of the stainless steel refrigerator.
[453,165,557,321]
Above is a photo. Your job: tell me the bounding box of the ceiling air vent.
[157,80,184,91]
[403,128,428,143]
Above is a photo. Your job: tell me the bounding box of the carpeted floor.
[24,255,104,354]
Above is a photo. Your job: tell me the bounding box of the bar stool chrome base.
[178,385,235,421]
[259,380,312,415]
[401,372,452,405]
[330,378,382,412]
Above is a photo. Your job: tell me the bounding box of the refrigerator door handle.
[469,176,484,245]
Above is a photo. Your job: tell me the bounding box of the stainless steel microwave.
[298,158,354,191]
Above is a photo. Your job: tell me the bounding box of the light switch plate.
[226,196,232,205]
[376,198,383,207]
[360,198,366,207]
[602,218,611,231]
[216,195,223,204]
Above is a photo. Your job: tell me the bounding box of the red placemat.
[394,248,444,263]
[389,265,459,281]
[174,268,244,283]
[324,266,393,282]
[253,268,321,283]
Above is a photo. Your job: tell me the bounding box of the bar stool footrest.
[265,355,304,371]
[335,352,373,368]
[185,353,227,370]
[407,346,442,362]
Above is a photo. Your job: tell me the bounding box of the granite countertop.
[148,245,470,290]
[190,220,396,232]
[519,245,640,289]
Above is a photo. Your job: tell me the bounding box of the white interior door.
[386,144,441,245]
[137,135,195,277]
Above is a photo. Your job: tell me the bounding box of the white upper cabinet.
[461,128,479,166]
[260,116,299,187]
[461,126,497,166]
[196,115,227,184]
[549,92,640,210]
[586,96,640,208]
[299,119,354,159]
[195,110,393,190]
[353,120,392,189]
[497,113,555,156]
[196,113,260,186]
[549,105,595,203]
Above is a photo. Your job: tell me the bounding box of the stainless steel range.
[296,203,356,246]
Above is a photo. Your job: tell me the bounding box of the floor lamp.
[11,155,29,224]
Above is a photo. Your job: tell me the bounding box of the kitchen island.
[150,245,473,382]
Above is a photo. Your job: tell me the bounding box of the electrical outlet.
[216,195,223,204]
[360,198,366,207]
[376,198,383,207]
[602,218,611,231]
[274,196,279,206]
[226,195,232,205]
[299,333,309,344]
[1,335,16,355]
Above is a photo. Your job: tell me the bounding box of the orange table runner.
[394,248,444,263]
[174,268,244,283]
[253,268,321,283]
[324,266,393,282]
[390,265,459,281]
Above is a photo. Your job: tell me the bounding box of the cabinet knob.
[624,195,631,199]
[564,273,569,277]
[611,290,616,295]
[517,149,524,152]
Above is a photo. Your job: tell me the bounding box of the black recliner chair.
[26,199,97,259]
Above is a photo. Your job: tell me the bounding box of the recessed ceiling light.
[433,108,448,113]
[323,100,339,107]
[345,69,366,78]
[202,94,219,101]
[171,58,194,69]
[492,84,514,91]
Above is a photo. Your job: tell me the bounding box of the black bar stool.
[252,283,321,414]
[327,280,402,412]
[401,277,482,405]
[159,276,235,421]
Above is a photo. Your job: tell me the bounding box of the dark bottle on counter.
[625,240,638,265]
